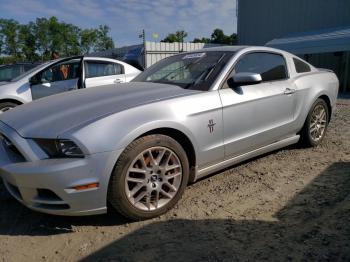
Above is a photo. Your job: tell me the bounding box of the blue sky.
[0,0,237,46]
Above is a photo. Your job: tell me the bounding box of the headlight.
[34,139,84,158]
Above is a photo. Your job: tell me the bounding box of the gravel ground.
[0,102,349,262]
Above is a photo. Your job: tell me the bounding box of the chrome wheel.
[125,146,182,211]
[309,104,327,142]
[0,106,13,114]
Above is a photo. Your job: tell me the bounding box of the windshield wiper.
[184,54,226,89]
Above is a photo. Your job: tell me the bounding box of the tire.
[300,98,329,147]
[0,102,18,114]
[108,134,189,220]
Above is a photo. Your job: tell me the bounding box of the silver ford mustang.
[0,46,339,220]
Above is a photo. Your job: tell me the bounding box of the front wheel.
[300,98,329,147]
[108,134,189,220]
[0,102,18,114]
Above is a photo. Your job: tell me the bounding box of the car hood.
[0,81,10,86]
[0,82,198,138]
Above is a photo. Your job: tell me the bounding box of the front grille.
[0,133,26,162]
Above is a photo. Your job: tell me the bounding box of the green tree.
[34,17,82,58]
[230,33,237,45]
[59,22,81,56]
[0,17,116,64]
[34,17,51,59]
[210,28,235,44]
[18,22,38,61]
[191,29,237,45]
[48,16,64,54]
[192,37,211,44]
[94,25,114,52]
[0,30,4,54]
[176,30,187,43]
[161,33,177,43]
[80,29,98,54]
[0,19,20,57]
[161,30,188,43]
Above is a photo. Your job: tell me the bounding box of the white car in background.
[0,56,141,113]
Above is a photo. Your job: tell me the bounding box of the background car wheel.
[108,134,189,220]
[0,102,18,114]
[300,98,329,147]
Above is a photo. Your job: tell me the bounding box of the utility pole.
[139,29,147,68]
[181,32,184,52]
[140,29,145,44]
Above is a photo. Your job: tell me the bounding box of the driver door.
[219,52,296,158]
[31,57,82,100]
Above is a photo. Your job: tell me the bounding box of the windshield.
[10,61,51,82]
[0,65,22,82]
[132,51,234,91]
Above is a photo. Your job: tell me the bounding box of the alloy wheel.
[125,146,182,211]
[309,104,327,142]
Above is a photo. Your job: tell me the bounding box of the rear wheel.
[108,134,189,220]
[0,102,18,114]
[300,98,329,147]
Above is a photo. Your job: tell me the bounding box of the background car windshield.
[10,61,51,82]
[133,51,234,91]
[0,65,21,81]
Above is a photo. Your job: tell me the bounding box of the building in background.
[237,0,350,94]
[91,42,220,70]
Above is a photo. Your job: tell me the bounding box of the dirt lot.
[0,103,349,262]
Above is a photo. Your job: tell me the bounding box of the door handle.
[284,88,295,95]
[114,78,123,83]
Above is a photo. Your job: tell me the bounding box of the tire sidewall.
[109,135,189,220]
[0,102,18,113]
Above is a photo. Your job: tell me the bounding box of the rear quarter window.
[293,58,311,73]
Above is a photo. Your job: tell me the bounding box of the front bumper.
[0,121,123,216]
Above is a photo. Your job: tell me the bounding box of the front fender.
[0,82,32,104]
[117,120,199,155]
[65,104,199,156]
[0,95,27,105]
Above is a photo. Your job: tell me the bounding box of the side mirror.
[232,72,262,85]
[29,75,41,86]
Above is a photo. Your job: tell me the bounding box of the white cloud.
[104,0,237,45]
[0,0,237,46]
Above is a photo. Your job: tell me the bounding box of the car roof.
[197,45,247,52]
[195,45,291,55]
[0,62,41,66]
[12,62,41,65]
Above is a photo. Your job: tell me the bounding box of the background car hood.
[0,82,198,138]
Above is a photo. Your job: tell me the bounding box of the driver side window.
[224,52,288,88]
[40,59,80,83]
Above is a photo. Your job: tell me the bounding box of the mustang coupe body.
[0,46,339,219]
